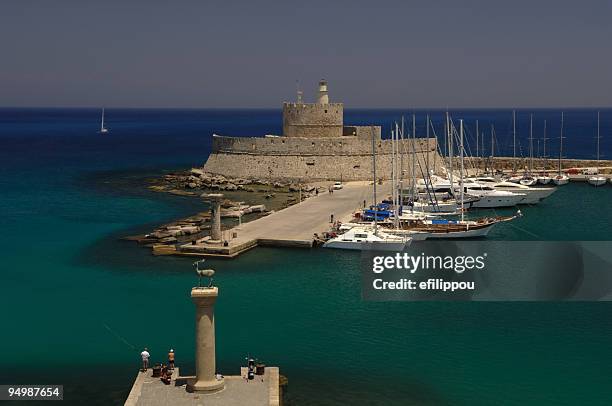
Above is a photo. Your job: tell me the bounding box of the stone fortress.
[203,80,441,181]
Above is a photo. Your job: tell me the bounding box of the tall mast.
[101,108,105,131]
[460,120,465,222]
[597,111,601,169]
[411,113,416,212]
[447,112,453,190]
[529,114,534,172]
[393,123,399,228]
[400,116,404,215]
[391,126,396,224]
[513,110,516,171]
[476,120,479,174]
[426,114,430,172]
[542,119,547,169]
[371,127,378,234]
[558,112,564,175]
[490,124,495,158]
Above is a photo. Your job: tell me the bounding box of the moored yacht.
[467,177,556,204]
[553,174,569,185]
[461,181,526,208]
[537,174,552,185]
[323,226,410,251]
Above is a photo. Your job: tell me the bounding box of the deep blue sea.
[1,108,612,405]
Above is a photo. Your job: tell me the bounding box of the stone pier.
[125,267,282,405]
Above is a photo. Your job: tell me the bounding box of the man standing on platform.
[141,348,150,372]
[168,349,175,370]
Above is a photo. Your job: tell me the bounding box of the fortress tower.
[203,80,440,181]
[282,79,343,138]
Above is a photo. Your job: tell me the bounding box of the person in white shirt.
[141,348,151,371]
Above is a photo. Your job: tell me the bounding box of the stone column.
[202,193,223,242]
[188,286,225,392]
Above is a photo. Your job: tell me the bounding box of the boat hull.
[553,177,569,186]
[588,177,607,187]
[493,187,556,204]
[471,194,525,208]
[537,177,552,185]
[323,240,407,251]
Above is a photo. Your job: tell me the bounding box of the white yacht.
[519,177,537,186]
[461,181,526,208]
[419,176,523,208]
[553,174,569,185]
[537,175,552,185]
[323,226,410,251]
[467,177,556,204]
[588,176,607,187]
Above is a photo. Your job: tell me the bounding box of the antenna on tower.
[296,80,303,104]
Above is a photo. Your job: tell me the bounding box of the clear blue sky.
[2,0,611,108]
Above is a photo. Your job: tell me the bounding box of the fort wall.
[203,135,441,181]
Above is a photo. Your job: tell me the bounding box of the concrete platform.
[125,367,279,406]
[176,181,390,257]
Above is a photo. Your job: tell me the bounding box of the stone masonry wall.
[203,136,441,181]
[282,102,343,138]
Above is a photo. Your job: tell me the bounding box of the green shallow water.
[2,176,612,405]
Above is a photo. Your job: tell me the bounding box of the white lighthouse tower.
[317,79,329,104]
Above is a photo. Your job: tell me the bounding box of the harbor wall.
[203,135,442,181]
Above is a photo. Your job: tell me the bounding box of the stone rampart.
[203,135,441,181]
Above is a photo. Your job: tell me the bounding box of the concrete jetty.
[125,269,281,406]
[165,181,389,258]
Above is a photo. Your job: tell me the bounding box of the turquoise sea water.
[1,109,612,405]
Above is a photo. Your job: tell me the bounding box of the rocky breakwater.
[148,168,320,203]
[129,168,324,254]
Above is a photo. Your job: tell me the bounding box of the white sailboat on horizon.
[100,108,109,134]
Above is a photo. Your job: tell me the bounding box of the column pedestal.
[187,287,225,393]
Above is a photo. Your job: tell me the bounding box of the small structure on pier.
[201,193,224,243]
[125,263,281,406]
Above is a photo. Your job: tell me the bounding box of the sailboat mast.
[447,112,453,191]
[529,114,533,172]
[543,119,547,169]
[460,120,465,222]
[411,114,416,213]
[371,127,378,234]
[391,126,396,224]
[490,124,494,158]
[513,110,516,171]
[558,112,564,175]
[101,108,105,131]
[393,123,399,228]
[400,116,405,216]
[426,114,430,172]
[597,111,601,168]
[476,120,480,164]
